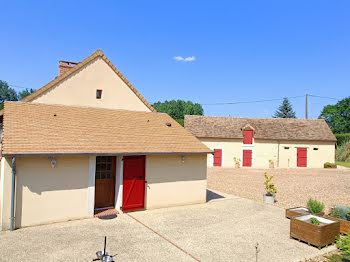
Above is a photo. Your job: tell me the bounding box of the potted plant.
[263,172,277,204]
[233,157,241,168]
[324,206,350,234]
[307,198,325,216]
[290,214,340,249]
[324,162,337,168]
[268,160,274,168]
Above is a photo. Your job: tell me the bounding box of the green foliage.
[336,234,350,259]
[325,254,347,262]
[336,134,350,146]
[272,98,296,118]
[336,162,350,168]
[0,81,36,109]
[310,217,320,225]
[336,140,350,162]
[331,206,350,221]
[263,172,277,195]
[319,97,350,134]
[152,100,203,120]
[176,119,184,126]
[325,162,333,167]
[346,211,350,221]
[307,198,325,214]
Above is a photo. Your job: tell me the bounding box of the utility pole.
[305,93,308,119]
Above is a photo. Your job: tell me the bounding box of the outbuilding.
[185,115,336,168]
[0,50,211,230]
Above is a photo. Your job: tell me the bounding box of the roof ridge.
[185,115,324,121]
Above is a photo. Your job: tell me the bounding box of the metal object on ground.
[94,236,116,262]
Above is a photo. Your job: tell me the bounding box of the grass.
[336,162,350,168]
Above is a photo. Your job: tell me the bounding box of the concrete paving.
[0,190,334,262]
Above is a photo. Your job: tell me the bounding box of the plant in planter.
[268,160,274,168]
[307,198,325,216]
[263,172,277,204]
[336,233,350,260]
[233,157,241,168]
[290,215,340,249]
[324,162,337,168]
[325,206,350,234]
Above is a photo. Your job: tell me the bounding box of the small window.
[284,147,290,149]
[96,89,102,99]
[313,148,319,151]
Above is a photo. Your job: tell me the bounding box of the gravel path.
[207,167,350,212]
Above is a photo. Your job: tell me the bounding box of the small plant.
[264,172,277,196]
[233,157,241,165]
[307,198,325,214]
[336,233,350,260]
[325,162,333,167]
[310,217,320,225]
[331,206,350,220]
[346,211,350,221]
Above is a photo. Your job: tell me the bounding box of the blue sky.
[1,1,349,118]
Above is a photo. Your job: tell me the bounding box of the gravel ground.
[207,167,350,212]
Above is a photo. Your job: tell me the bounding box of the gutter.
[10,157,16,231]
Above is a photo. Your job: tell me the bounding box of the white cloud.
[173,56,196,62]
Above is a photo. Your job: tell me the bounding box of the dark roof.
[184,115,336,142]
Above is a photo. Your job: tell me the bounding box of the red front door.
[243,150,252,167]
[297,148,307,167]
[123,156,145,212]
[213,149,222,166]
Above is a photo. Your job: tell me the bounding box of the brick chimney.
[59,60,78,76]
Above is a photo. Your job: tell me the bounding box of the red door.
[213,149,222,166]
[123,156,145,212]
[243,150,252,167]
[297,148,307,167]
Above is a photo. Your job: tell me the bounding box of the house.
[0,50,211,231]
[184,115,336,168]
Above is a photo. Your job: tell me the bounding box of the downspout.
[10,157,16,231]
[277,140,280,168]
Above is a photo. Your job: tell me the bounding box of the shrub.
[310,217,320,225]
[336,233,350,260]
[307,198,325,214]
[264,172,277,195]
[325,162,333,167]
[233,157,241,165]
[331,206,350,221]
[335,133,350,146]
[336,139,350,162]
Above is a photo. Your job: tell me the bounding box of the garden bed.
[290,215,340,249]
[323,215,350,235]
[285,207,310,219]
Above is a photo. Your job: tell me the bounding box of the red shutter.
[243,150,252,167]
[213,149,222,166]
[297,148,307,167]
[243,130,253,144]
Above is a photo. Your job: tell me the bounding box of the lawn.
[336,161,350,168]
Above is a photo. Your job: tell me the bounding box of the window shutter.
[243,130,253,144]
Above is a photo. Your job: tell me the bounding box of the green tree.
[273,98,296,118]
[319,97,350,134]
[0,80,18,109]
[18,88,35,100]
[152,99,204,125]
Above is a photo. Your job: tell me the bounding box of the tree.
[0,81,36,109]
[152,99,204,125]
[0,80,18,109]
[273,98,296,118]
[319,97,350,134]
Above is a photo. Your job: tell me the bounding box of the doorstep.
[94,208,119,218]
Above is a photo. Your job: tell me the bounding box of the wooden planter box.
[324,215,350,235]
[286,207,310,219]
[290,215,340,249]
[324,164,337,168]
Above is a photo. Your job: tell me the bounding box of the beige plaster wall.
[31,57,151,112]
[145,154,207,209]
[14,156,90,228]
[199,138,335,168]
[0,157,13,230]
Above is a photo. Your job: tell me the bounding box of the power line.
[8,84,34,90]
[308,94,340,100]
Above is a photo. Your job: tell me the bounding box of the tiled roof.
[184,115,336,142]
[2,102,211,156]
[0,49,155,116]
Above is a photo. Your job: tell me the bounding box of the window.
[96,89,102,99]
[313,148,319,151]
[284,147,290,149]
[243,130,253,144]
[95,156,113,179]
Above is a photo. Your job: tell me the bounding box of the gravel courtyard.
[207,167,350,212]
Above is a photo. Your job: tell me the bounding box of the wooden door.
[95,156,116,209]
[122,156,145,212]
[297,148,307,167]
[213,149,222,166]
[243,150,252,167]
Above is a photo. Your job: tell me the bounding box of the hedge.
[335,133,350,145]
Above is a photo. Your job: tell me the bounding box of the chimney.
[58,60,78,76]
